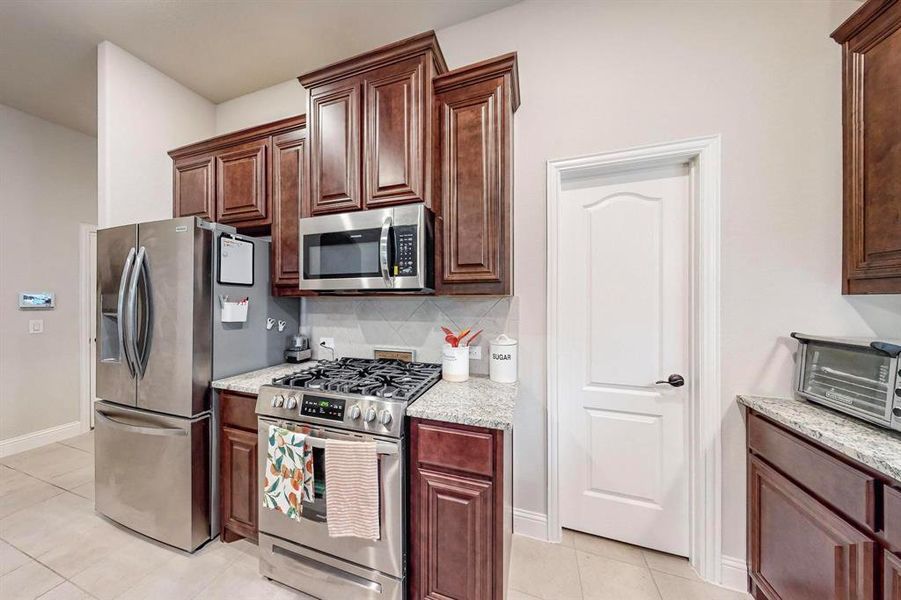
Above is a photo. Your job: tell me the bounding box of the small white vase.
[442,344,470,382]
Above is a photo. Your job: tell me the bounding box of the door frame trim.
[80,222,98,432]
[546,135,723,585]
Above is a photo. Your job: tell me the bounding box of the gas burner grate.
[272,357,441,402]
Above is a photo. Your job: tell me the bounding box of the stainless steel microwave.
[792,333,901,431]
[299,204,433,292]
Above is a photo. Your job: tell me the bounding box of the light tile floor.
[1,432,751,599]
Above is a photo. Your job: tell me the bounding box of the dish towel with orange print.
[262,425,314,522]
[324,439,380,539]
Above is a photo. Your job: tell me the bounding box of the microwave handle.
[379,216,394,288]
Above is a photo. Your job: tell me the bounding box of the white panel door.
[557,163,690,556]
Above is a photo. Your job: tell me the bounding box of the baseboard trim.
[513,508,548,541]
[0,421,83,458]
[720,554,749,593]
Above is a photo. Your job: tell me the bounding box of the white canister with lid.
[489,334,518,383]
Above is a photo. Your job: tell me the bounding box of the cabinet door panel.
[221,426,258,541]
[749,456,875,600]
[434,74,512,295]
[309,80,361,215]
[272,128,306,288]
[216,138,269,226]
[886,553,901,600]
[418,469,493,600]
[363,57,425,207]
[173,154,215,220]
[837,2,901,293]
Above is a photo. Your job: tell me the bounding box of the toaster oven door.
[797,341,897,426]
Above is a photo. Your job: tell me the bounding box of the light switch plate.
[469,345,482,360]
[28,320,43,334]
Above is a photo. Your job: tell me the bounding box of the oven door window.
[303,228,389,280]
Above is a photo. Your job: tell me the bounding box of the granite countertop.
[212,362,318,395]
[407,377,518,431]
[737,395,901,482]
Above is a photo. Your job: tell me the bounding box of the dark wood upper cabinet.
[173,154,215,221]
[748,456,875,600]
[308,78,362,215]
[272,126,307,290]
[363,56,427,207]
[170,115,305,232]
[433,54,519,295]
[299,31,446,217]
[216,137,269,227]
[832,0,901,294]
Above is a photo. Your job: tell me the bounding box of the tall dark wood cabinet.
[219,390,260,543]
[409,418,512,600]
[832,0,901,294]
[299,31,447,216]
[432,54,519,295]
[271,126,307,292]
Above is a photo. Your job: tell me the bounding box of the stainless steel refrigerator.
[94,216,297,552]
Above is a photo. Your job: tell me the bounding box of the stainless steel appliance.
[285,334,311,363]
[299,204,433,292]
[793,333,901,431]
[95,217,299,552]
[255,358,442,600]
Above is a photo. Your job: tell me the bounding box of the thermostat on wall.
[18,292,54,309]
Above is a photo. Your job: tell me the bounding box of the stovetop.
[271,357,442,403]
[257,358,442,437]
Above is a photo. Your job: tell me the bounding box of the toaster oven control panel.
[300,396,346,421]
[394,226,417,277]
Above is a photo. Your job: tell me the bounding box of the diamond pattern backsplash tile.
[302,297,519,375]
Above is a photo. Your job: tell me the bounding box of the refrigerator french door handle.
[95,410,188,437]
[117,247,137,378]
[136,248,152,376]
[127,246,147,379]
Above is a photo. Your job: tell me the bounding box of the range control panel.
[300,395,346,421]
[394,226,418,277]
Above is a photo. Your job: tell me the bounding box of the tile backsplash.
[301,297,519,375]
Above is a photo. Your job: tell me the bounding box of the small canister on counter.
[489,334,518,383]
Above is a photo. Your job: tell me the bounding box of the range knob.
[364,407,377,423]
[378,410,393,426]
[272,395,285,408]
[285,396,298,410]
[348,404,362,420]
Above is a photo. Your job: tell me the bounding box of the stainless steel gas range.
[255,358,442,600]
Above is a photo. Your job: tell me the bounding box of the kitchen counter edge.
[212,362,318,396]
[737,394,901,482]
[407,377,518,431]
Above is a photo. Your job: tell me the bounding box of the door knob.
[656,374,685,387]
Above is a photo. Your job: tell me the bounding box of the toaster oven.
[792,333,901,431]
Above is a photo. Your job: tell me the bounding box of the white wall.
[433,0,901,566]
[215,79,305,135]
[0,104,97,442]
[98,41,216,228]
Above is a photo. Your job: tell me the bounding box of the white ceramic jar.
[442,344,470,382]
[489,334,518,383]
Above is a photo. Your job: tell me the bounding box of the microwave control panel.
[300,396,346,421]
[394,226,418,277]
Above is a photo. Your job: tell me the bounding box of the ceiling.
[0,0,517,136]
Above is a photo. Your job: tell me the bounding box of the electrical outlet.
[468,345,482,360]
[319,337,334,349]
[28,320,43,334]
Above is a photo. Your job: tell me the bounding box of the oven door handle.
[378,215,394,288]
[304,435,398,456]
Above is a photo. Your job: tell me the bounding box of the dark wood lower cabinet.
[221,425,258,542]
[745,410,901,600]
[218,390,259,543]
[409,418,511,600]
